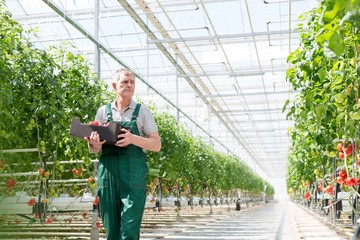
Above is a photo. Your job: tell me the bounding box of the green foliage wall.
[286,0,360,193]
[0,3,111,196]
[148,112,274,196]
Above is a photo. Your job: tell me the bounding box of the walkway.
[0,200,353,239]
[140,201,353,240]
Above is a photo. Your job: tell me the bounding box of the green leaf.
[340,10,360,26]
[349,111,360,120]
[336,112,346,126]
[325,32,345,58]
[318,66,327,81]
[322,0,343,22]
[282,99,290,113]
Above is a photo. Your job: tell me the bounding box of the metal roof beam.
[201,90,299,98]
[147,30,297,44]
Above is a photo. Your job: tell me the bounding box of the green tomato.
[324,151,337,157]
[335,102,346,111]
[39,146,45,153]
[334,93,346,104]
[350,111,360,120]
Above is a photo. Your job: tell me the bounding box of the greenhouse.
[1,0,360,239]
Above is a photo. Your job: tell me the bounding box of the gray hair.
[112,68,135,82]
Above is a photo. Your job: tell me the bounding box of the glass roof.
[5,0,318,199]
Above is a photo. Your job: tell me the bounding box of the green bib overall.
[98,103,148,240]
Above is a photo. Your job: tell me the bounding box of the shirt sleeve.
[95,105,107,126]
[140,105,158,136]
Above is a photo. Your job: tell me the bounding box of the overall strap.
[131,104,141,121]
[105,103,113,122]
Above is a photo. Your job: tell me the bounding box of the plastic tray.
[69,117,121,145]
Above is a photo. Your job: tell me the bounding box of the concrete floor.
[140,201,353,240]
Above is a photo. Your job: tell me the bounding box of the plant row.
[0,2,274,202]
[286,0,360,201]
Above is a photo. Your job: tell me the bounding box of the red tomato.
[325,185,334,194]
[96,221,101,229]
[5,178,16,189]
[89,121,99,126]
[345,177,356,187]
[337,142,344,152]
[345,145,353,156]
[337,176,345,184]
[304,191,311,200]
[93,196,99,206]
[27,198,36,206]
[339,169,347,178]
[45,219,52,224]
[339,151,345,159]
[72,168,82,176]
[317,183,323,191]
[87,177,95,184]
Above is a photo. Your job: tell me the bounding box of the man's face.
[112,72,135,98]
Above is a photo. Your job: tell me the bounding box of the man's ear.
[112,82,116,90]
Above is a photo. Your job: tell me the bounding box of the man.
[85,68,161,239]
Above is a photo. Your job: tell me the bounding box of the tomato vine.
[286,0,360,197]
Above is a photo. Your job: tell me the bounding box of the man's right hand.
[84,131,106,154]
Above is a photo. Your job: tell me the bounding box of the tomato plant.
[285,0,360,198]
[0,3,113,197]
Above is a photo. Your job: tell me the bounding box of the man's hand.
[84,131,106,153]
[115,129,161,152]
[115,128,132,147]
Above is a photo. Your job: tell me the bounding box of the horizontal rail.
[1,148,38,153]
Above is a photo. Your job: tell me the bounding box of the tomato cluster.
[38,167,50,179]
[336,169,359,187]
[72,167,82,176]
[337,142,358,159]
